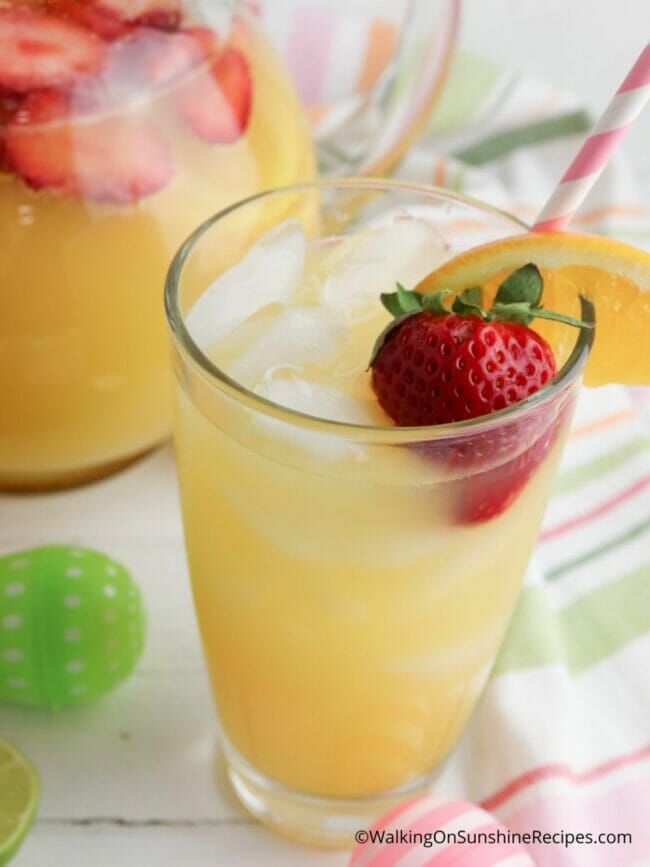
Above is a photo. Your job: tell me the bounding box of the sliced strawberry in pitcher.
[79,25,217,102]
[143,26,217,86]
[0,92,21,170]
[94,0,182,31]
[177,45,252,143]
[5,88,174,204]
[0,7,106,92]
[49,1,136,41]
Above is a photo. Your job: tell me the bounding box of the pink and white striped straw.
[533,42,650,232]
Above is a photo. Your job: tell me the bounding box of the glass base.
[0,442,164,493]
[222,737,443,847]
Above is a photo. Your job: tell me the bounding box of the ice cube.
[319,217,446,320]
[221,429,452,562]
[229,307,347,387]
[251,374,388,461]
[185,219,307,351]
[257,375,382,425]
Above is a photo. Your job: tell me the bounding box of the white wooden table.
[0,446,347,866]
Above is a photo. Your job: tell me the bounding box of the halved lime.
[0,740,40,866]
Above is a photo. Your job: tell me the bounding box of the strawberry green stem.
[380,263,593,330]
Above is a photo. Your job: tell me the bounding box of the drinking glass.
[165,180,593,844]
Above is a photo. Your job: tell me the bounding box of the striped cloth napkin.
[259,10,650,865]
[399,48,650,867]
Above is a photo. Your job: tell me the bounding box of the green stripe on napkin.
[547,518,650,581]
[554,438,650,495]
[456,110,592,165]
[494,564,650,675]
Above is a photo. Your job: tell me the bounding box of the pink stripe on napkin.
[539,474,650,541]
[505,771,650,866]
[482,742,650,812]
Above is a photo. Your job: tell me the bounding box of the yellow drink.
[167,183,589,842]
[0,8,313,489]
[176,386,567,799]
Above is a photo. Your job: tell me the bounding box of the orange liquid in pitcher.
[0,7,314,488]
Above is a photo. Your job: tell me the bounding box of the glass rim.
[165,178,594,445]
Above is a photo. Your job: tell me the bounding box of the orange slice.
[415,232,650,386]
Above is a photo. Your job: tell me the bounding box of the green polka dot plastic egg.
[0,546,145,708]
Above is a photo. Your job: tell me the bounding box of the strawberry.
[142,26,217,87]
[0,7,106,92]
[176,45,252,143]
[77,27,164,101]
[371,311,556,426]
[47,1,183,39]
[69,26,217,106]
[93,0,182,31]
[457,401,573,522]
[133,6,181,32]
[0,92,21,168]
[44,26,214,119]
[370,266,592,522]
[49,1,136,41]
[5,88,174,204]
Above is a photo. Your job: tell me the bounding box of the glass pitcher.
[254,0,460,175]
[0,0,315,490]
